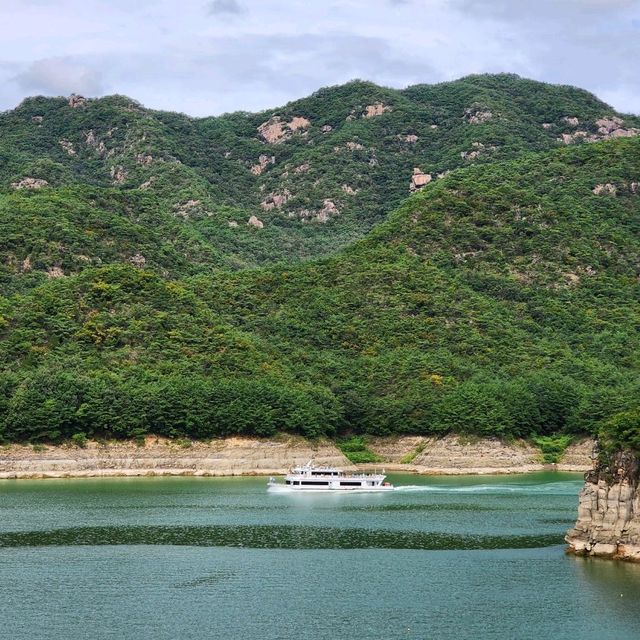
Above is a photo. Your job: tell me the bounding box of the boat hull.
[267,482,394,493]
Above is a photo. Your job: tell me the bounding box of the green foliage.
[71,432,88,448]
[337,436,381,464]
[531,434,574,464]
[600,408,640,455]
[0,77,639,448]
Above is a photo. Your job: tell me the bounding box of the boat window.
[339,481,363,487]
[300,480,330,485]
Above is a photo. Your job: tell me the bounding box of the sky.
[1,0,639,116]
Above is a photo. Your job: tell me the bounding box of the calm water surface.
[1,472,639,639]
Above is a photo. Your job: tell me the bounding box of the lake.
[1,472,639,639]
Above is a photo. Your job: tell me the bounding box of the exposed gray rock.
[592,183,617,196]
[68,94,87,108]
[566,450,640,562]
[410,167,432,192]
[247,215,264,229]
[11,177,48,190]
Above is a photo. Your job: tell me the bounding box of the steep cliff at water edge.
[566,451,640,562]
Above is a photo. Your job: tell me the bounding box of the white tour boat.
[267,461,394,492]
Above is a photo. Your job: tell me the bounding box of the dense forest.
[0,74,638,453]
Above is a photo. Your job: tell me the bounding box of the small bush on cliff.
[600,408,640,455]
[532,434,573,464]
[337,436,381,464]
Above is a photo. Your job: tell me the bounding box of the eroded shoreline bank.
[0,434,594,480]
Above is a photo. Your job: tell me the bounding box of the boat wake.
[394,481,582,496]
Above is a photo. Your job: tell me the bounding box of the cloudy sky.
[1,0,639,116]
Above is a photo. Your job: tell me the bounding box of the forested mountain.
[0,70,638,451]
[2,73,639,293]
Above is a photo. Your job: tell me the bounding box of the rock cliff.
[566,450,640,562]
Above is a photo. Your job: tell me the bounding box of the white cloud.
[13,57,104,96]
[0,0,638,115]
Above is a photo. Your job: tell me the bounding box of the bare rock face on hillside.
[399,134,419,143]
[250,154,275,175]
[363,102,391,118]
[316,199,339,223]
[136,153,153,166]
[321,125,333,133]
[410,168,432,192]
[460,141,495,161]
[560,116,639,145]
[592,183,617,196]
[261,190,291,210]
[59,139,76,156]
[11,177,48,190]
[46,266,65,278]
[296,199,340,223]
[110,165,127,185]
[562,116,580,127]
[129,253,146,268]
[68,94,87,108]
[247,215,264,229]
[257,116,310,144]
[464,105,493,124]
[31,115,43,123]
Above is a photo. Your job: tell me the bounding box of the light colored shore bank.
[0,434,594,480]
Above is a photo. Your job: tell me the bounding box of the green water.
[1,472,639,639]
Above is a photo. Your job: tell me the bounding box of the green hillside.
[2,73,638,283]
[1,123,638,447]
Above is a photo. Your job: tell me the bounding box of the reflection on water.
[0,524,563,550]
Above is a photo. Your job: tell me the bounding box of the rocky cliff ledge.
[0,435,594,480]
[0,436,353,479]
[566,450,640,562]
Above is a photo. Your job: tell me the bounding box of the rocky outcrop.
[410,168,432,192]
[257,116,310,143]
[46,266,65,278]
[11,177,48,190]
[363,102,391,118]
[250,154,275,175]
[592,183,617,196]
[247,215,264,229]
[566,450,640,562]
[460,141,495,161]
[110,165,127,185]
[316,199,338,223]
[59,139,76,156]
[129,253,146,268]
[261,190,291,210]
[559,115,638,145]
[68,94,87,108]
[464,105,493,124]
[296,199,340,223]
